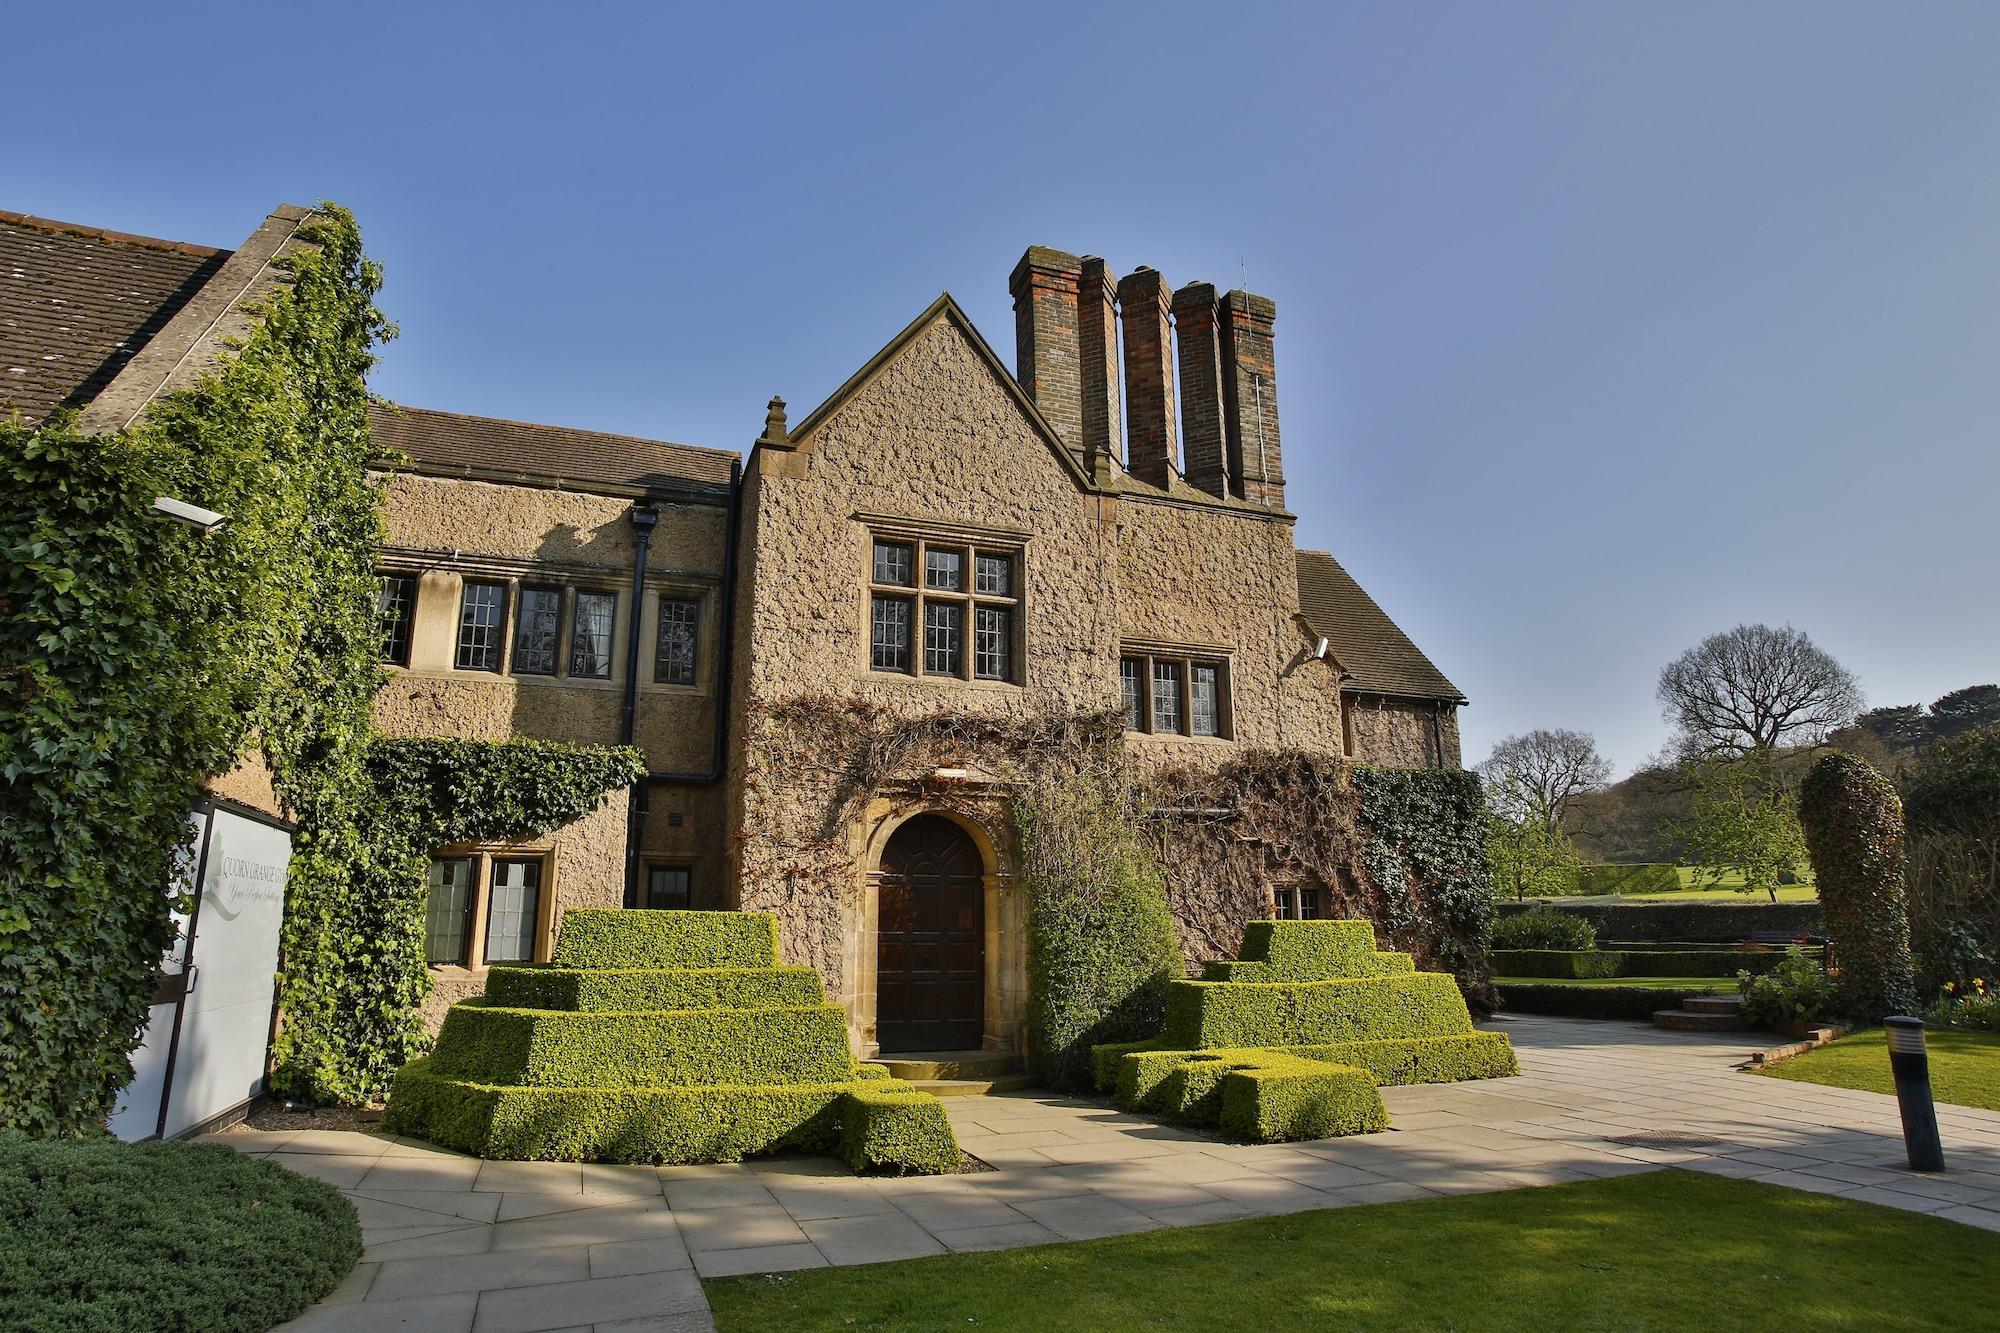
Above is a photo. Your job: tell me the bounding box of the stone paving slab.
[253,1014,2000,1332]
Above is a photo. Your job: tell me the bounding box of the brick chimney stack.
[1172,281,1229,498]
[1117,267,1178,489]
[1008,247,1084,453]
[1220,289,1284,509]
[1077,256,1120,484]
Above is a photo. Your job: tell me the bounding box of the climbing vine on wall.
[0,206,391,1135]
[272,738,645,1104]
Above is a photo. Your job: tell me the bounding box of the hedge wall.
[1493,900,1823,944]
[1496,983,1723,1021]
[1576,864,1682,895]
[1491,948,1802,979]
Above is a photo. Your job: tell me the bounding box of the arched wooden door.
[875,814,985,1053]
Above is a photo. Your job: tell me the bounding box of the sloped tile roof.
[370,403,736,494]
[0,211,228,421]
[1295,549,1464,702]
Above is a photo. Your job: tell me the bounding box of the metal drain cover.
[1604,1131,1725,1148]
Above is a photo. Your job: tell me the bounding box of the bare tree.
[1478,729,1613,833]
[1657,623,1862,758]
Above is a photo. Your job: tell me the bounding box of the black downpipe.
[619,505,659,907]
[621,459,743,905]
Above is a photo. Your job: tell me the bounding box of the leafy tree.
[1487,814,1581,901]
[1929,686,2000,742]
[1478,729,1612,833]
[1675,754,1808,902]
[1657,624,1862,759]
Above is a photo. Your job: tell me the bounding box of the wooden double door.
[875,814,984,1053]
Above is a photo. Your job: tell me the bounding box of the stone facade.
[366,247,1465,1053]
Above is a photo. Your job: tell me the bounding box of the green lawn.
[1520,866,1819,905]
[1756,1028,2000,1112]
[704,1171,1998,1332]
[1494,975,1737,991]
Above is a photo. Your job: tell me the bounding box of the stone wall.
[1347,693,1462,768]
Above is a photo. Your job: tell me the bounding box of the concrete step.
[1653,1009,1741,1032]
[872,1050,1024,1082]
[910,1074,1038,1098]
[1681,994,1743,1016]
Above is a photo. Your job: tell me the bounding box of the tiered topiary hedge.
[1091,921,1517,1142]
[385,910,958,1173]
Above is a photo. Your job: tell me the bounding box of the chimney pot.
[1117,267,1178,489]
[1171,281,1228,498]
[1008,247,1085,453]
[1220,288,1284,509]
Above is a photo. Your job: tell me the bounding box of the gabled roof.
[1,210,228,421]
[370,403,736,497]
[1296,549,1465,703]
[781,293,1093,490]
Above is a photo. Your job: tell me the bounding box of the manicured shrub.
[1800,754,1920,1020]
[1495,983,1722,1021]
[389,910,959,1172]
[1269,1033,1518,1084]
[1091,1038,1166,1093]
[550,909,779,970]
[1490,907,1598,951]
[1164,972,1476,1050]
[1737,951,1841,1028]
[0,1135,361,1332]
[1576,864,1682,896]
[1201,920,1415,983]
[1218,1056,1387,1141]
[841,1085,962,1174]
[1016,772,1185,1092]
[1492,900,1824,944]
[425,1004,856,1088]
[1491,948,1799,980]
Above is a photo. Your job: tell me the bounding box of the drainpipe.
[621,460,744,904]
[620,505,659,907]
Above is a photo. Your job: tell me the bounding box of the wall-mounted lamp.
[151,496,229,534]
[1311,636,1330,661]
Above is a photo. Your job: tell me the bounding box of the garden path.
[232,1015,2000,1333]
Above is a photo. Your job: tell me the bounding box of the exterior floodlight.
[1312,636,1330,661]
[1884,1016,1946,1172]
[151,496,228,533]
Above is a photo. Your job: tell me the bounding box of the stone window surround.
[1120,639,1235,740]
[373,555,719,695]
[423,840,561,972]
[857,513,1028,689]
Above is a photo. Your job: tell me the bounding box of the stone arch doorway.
[874,813,985,1052]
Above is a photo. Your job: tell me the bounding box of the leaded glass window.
[873,541,913,587]
[974,552,1011,596]
[1191,664,1221,737]
[423,858,473,964]
[485,858,542,963]
[1152,659,1182,733]
[377,574,416,667]
[924,548,962,591]
[455,581,507,671]
[871,596,911,671]
[656,597,699,685]
[1120,657,1144,731]
[645,866,691,910]
[512,585,563,675]
[923,601,962,675]
[568,592,615,679]
[974,605,1012,681]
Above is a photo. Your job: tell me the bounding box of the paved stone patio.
[230,1015,2000,1332]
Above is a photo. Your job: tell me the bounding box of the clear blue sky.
[11,2,1997,774]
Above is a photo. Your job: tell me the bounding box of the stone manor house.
[5,205,1465,1058]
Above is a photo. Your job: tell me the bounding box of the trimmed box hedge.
[1493,900,1824,944]
[484,964,824,1013]
[841,1085,962,1174]
[1496,983,1722,1021]
[550,909,780,970]
[1164,971,1476,1049]
[1490,948,1804,980]
[387,910,958,1173]
[1575,864,1682,895]
[1126,1048,1387,1140]
[1199,920,1416,983]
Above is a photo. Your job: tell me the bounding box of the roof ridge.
[0,209,227,258]
[376,402,733,458]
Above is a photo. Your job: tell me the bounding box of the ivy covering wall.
[1,207,390,1135]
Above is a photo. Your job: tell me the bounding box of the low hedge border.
[1492,901,1823,944]
[549,909,780,970]
[1491,949,1804,980]
[1497,983,1721,1021]
[1107,1033,1516,1107]
[1125,1048,1386,1141]
[424,1004,856,1088]
[0,1136,361,1333]
[384,1060,959,1167]
[1164,972,1475,1049]
[483,964,824,1013]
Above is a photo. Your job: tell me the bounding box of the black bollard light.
[1884,1016,1946,1173]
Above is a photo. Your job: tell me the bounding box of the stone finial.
[757,395,790,449]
